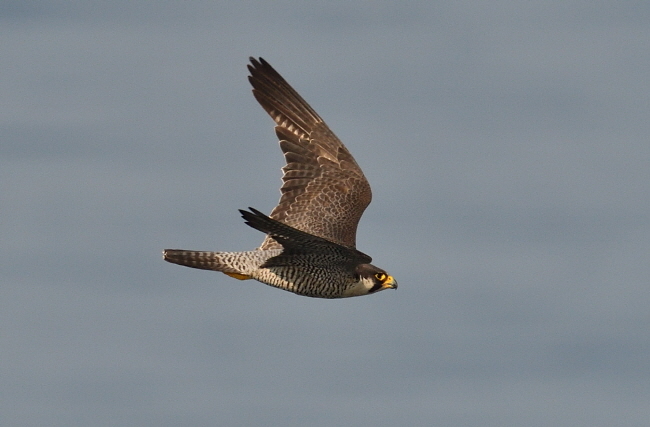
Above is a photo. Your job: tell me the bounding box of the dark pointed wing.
[247,57,372,250]
[239,208,372,265]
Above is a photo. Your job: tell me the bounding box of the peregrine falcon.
[163,57,397,298]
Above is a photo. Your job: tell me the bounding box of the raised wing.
[247,57,372,249]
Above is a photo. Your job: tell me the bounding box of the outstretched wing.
[247,57,372,250]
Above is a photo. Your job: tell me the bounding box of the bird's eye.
[375,273,386,282]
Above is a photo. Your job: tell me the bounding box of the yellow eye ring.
[375,273,386,282]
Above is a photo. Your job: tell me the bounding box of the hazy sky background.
[2,1,649,426]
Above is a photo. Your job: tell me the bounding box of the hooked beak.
[382,275,398,290]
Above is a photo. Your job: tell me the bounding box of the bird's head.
[351,263,397,296]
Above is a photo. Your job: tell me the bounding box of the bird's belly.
[252,266,350,299]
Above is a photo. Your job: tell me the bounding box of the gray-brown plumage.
[163,57,396,298]
[247,58,371,250]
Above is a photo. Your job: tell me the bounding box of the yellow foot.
[224,272,251,280]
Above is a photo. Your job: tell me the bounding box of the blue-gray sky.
[2,1,649,426]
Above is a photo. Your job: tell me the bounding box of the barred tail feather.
[163,249,282,281]
[163,250,238,273]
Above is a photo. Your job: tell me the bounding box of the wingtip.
[248,57,269,72]
[239,207,265,220]
[247,57,281,83]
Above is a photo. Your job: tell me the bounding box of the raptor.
[163,57,397,298]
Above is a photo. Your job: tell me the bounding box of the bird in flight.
[163,57,397,298]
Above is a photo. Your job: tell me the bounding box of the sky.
[2,1,649,426]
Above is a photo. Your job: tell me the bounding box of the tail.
[163,249,250,279]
